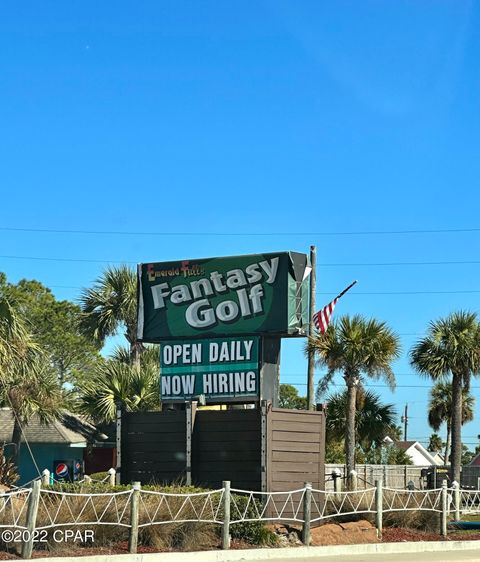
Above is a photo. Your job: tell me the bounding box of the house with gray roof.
[0,409,111,484]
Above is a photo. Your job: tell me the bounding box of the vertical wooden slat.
[261,400,268,492]
[186,403,192,485]
[116,403,122,485]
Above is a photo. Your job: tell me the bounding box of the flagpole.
[334,280,358,301]
[307,245,316,411]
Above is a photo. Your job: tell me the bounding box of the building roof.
[395,440,417,452]
[394,440,441,466]
[468,451,480,466]
[0,409,102,446]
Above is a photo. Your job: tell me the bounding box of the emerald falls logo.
[150,257,279,329]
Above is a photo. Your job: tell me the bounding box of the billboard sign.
[137,251,310,342]
[160,336,259,402]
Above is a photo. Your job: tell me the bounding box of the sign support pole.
[185,401,197,485]
[307,245,316,411]
[115,400,122,485]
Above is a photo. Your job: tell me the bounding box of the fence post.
[108,467,116,486]
[452,480,460,521]
[260,400,268,493]
[349,470,358,491]
[333,469,342,493]
[21,480,41,559]
[302,482,312,546]
[441,479,448,537]
[375,479,383,539]
[115,401,122,485]
[41,469,50,487]
[222,481,231,550]
[128,481,141,553]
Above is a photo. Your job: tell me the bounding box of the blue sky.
[1,0,480,449]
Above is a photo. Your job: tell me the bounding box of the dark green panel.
[160,336,260,402]
[137,251,310,341]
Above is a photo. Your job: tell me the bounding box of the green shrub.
[0,447,19,487]
[34,483,277,549]
[88,471,109,481]
[46,481,207,494]
[229,494,278,546]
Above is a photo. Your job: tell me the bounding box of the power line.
[282,372,443,376]
[3,254,480,267]
[2,226,480,236]
[47,282,480,297]
[320,261,480,267]
[283,381,480,389]
[318,290,480,295]
[0,254,127,264]
[283,372,424,376]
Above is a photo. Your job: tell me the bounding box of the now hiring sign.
[160,336,259,402]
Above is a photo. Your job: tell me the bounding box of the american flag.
[312,280,357,334]
[313,298,338,334]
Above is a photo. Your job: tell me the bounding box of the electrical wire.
[2,254,480,267]
[47,283,480,297]
[2,226,480,236]
[283,381,480,389]
[317,290,480,295]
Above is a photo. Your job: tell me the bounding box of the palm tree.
[6,357,65,465]
[428,381,474,464]
[428,433,444,454]
[0,297,65,465]
[410,311,480,483]
[308,315,400,483]
[79,265,141,365]
[325,388,398,458]
[79,345,160,423]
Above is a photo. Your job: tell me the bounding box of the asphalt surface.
[247,551,480,562]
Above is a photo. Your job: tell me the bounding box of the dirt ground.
[2,523,480,559]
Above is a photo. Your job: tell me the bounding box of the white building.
[394,440,443,466]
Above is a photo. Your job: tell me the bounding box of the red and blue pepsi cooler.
[53,460,84,482]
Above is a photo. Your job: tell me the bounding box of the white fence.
[2,479,477,558]
[325,464,430,490]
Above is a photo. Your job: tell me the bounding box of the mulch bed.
[382,528,480,542]
[2,528,480,559]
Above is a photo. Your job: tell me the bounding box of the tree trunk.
[450,374,463,484]
[11,416,23,468]
[344,375,358,486]
[131,344,141,368]
[444,422,451,466]
[127,326,143,368]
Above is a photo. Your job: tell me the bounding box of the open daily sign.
[160,336,259,402]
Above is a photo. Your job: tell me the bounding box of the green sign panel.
[160,336,259,402]
[137,251,310,342]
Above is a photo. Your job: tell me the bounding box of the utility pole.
[307,245,316,411]
[401,403,408,441]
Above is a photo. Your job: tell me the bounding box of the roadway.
[246,550,480,562]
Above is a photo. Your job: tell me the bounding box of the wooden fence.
[325,464,430,490]
[121,403,325,493]
[122,410,187,484]
[268,408,325,492]
[192,408,262,490]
